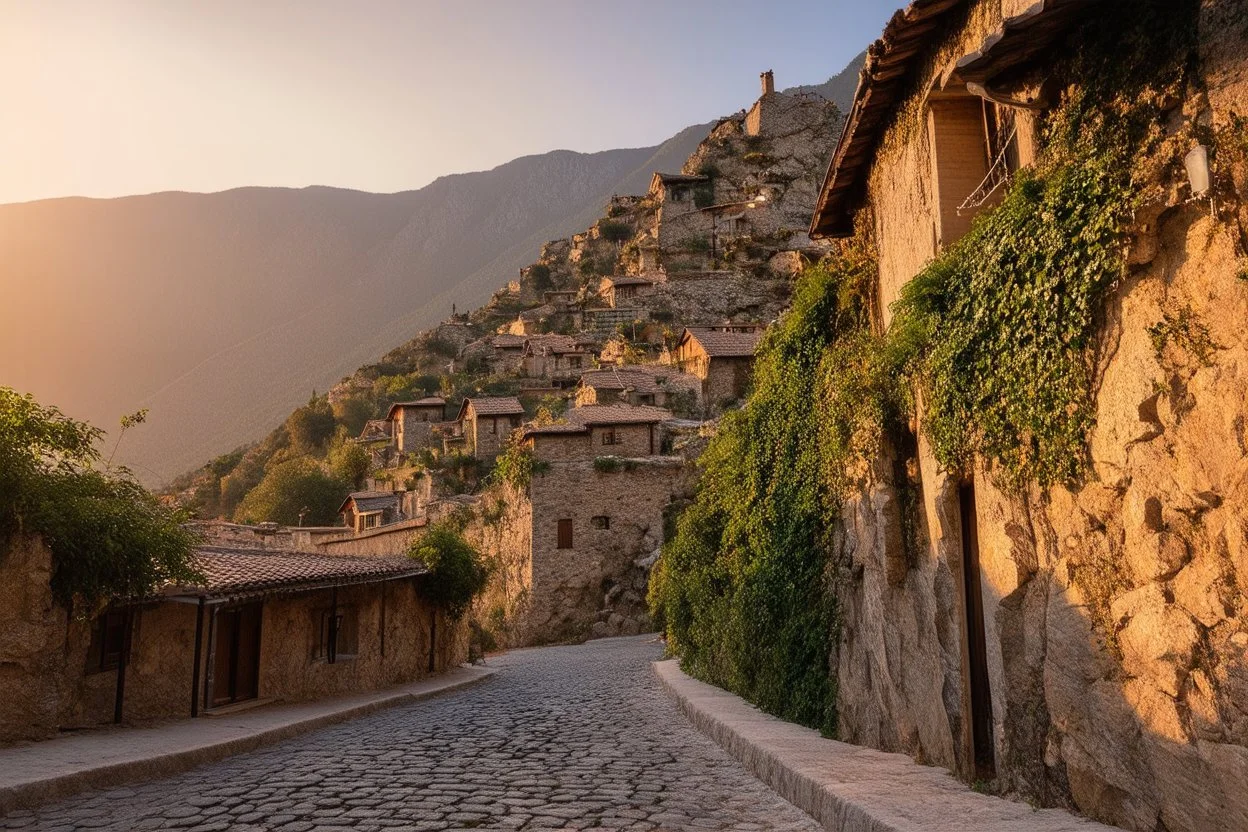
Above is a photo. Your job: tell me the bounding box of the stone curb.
[653,659,1122,832]
[0,665,496,815]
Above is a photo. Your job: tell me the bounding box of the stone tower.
[760,70,775,96]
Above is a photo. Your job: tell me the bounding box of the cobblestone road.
[3,636,821,832]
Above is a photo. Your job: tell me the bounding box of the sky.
[0,1,904,205]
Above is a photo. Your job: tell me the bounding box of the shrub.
[409,522,491,620]
[493,442,548,490]
[285,395,336,455]
[528,264,553,291]
[598,221,633,245]
[234,458,348,526]
[0,388,201,608]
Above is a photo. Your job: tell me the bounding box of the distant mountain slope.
[0,126,708,484]
[784,50,865,111]
[1,53,865,487]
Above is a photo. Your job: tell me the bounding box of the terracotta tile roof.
[176,546,426,598]
[460,396,525,418]
[524,334,593,355]
[609,275,655,287]
[682,328,763,358]
[653,172,709,186]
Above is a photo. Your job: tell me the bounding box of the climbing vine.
[649,240,893,735]
[889,0,1199,490]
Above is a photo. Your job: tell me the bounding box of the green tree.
[331,396,374,436]
[409,522,491,620]
[285,395,336,455]
[528,264,553,292]
[0,388,200,608]
[233,458,347,526]
[328,440,371,489]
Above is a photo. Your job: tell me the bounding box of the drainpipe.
[190,597,205,717]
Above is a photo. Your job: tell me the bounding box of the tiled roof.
[461,396,525,418]
[579,366,680,395]
[492,334,528,349]
[356,419,392,441]
[337,490,400,515]
[809,0,966,238]
[522,403,672,439]
[567,404,672,426]
[609,276,655,287]
[386,397,446,419]
[683,328,763,357]
[176,546,426,598]
[524,334,593,355]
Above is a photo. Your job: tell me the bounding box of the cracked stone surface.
[2,636,821,831]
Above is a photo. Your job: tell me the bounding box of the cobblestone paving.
[2,636,821,832]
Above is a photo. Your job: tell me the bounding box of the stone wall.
[703,357,754,408]
[829,5,1248,832]
[525,457,685,644]
[312,518,428,556]
[0,535,467,744]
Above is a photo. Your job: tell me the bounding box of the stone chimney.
[760,70,775,96]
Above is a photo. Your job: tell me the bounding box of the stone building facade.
[387,398,446,454]
[806,2,1248,831]
[457,396,524,460]
[0,536,466,745]
[672,327,761,410]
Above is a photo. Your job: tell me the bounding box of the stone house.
[805,2,1248,831]
[542,289,579,309]
[386,398,446,454]
[672,327,761,408]
[339,490,406,533]
[601,275,656,308]
[468,404,683,645]
[575,366,701,412]
[486,334,528,373]
[0,536,465,744]
[519,334,596,383]
[457,396,525,460]
[521,404,672,464]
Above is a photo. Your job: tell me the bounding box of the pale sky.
[0,1,903,205]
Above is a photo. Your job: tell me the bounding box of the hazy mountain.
[0,128,708,484]
[784,50,865,111]
[0,54,865,486]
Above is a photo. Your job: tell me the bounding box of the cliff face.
[833,6,1248,831]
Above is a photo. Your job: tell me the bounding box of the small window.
[557,519,573,549]
[601,428,620,446]
[315,607,358,663]
[86,611,129,673]
[488,418,497,434]
[591,515,611,530]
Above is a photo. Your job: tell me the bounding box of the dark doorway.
[209,602,262,707]
[959,480,996,778]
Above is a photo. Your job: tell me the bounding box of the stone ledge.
[653,659,1122,832]
[0,665,495,815]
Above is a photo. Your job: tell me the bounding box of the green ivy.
[492,442,547,490]
[649,245,889,735]
[889,0,1198,490]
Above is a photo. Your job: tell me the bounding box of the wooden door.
[958,481,996,777]
[557,519,573,549]
[210,602,262,707]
